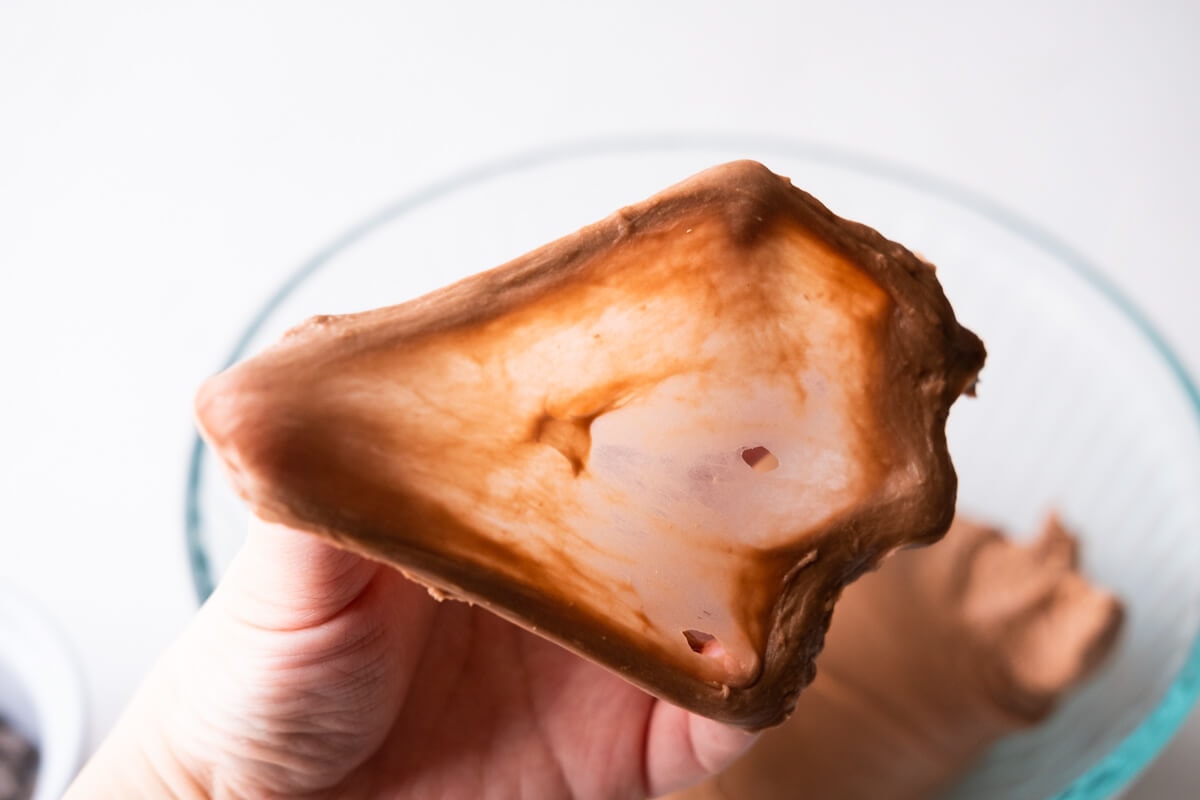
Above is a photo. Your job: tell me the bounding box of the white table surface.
[1,2,1197,796]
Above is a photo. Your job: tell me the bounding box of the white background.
[1,1,1197,796]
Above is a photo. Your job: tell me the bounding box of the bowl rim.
[183,133,1200,799]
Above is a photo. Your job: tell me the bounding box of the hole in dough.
[684,629,720,655]
[740,445,779,473]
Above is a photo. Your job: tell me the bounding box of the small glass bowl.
[0,586,87,800]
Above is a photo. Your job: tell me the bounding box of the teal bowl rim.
[184,133,1200,799]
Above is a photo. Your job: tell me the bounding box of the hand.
[67,517,755,799]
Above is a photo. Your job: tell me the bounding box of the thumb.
[210,515,383,631]
[644,702,759,797]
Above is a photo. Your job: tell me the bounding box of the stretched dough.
[195,161,985,728]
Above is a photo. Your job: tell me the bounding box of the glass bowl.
[0,585,87,800]
[185,136,1200,799]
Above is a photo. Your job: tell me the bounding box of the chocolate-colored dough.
[668,515,1124,799]
[195,160,985,728]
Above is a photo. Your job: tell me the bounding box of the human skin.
[64,517,756,799]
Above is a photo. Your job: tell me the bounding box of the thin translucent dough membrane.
[195,161,985,728]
